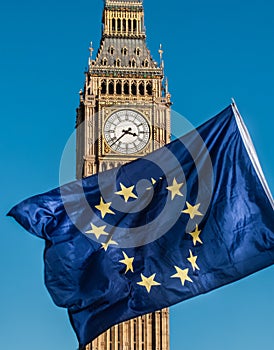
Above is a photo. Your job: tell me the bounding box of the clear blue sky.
[1,0,273,349]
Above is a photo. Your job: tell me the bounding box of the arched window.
[122,19,126,32]
[124,81,129,94]
[139,81,145,95]
[115,58,121,67]
[131,59,136,67]
[131,82,137,96]
[135,48,141,56]
[133,19,137,32]
[109,81,114,95]
[101,80,107,94]
[128,19,132,32]
[143,59,149,67]
[116,81,122,95]
[121,47,128,55]
[146,82,153,95]
[101,58,108,66]
[101,163,107,172]
[108,46,114,55]
[112,18,116,31]
[117,18,121,32]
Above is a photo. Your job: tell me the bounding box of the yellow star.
[119,251,134,273]
[147,177,160,190]
[137,273,161,293]
[166,177,184,200]
[187,250,200,271]
[188,224,203,246]
[151,177,156,185]
[85,224,109,239]
[95,197,115,218]
[182,201,203,219]
[171,266,193,286]
[115,183,138,203]
[101,238,118,251]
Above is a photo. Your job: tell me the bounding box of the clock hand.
[109,128,137,147]
[124,127,137,137]
[127,131,137,137]
[109,131,127,147]
[109,128,131,147]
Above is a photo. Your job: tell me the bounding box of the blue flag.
[8,104,274,348]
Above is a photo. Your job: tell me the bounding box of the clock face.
[104,110,150,154]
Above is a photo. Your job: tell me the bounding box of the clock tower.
[76,0,171,349]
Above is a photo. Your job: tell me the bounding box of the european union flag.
[8,104,274,348]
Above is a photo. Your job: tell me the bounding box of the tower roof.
[105,0,143,7]
[88,0,162,76]
[105,0,142,3]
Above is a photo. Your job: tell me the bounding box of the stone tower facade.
[76,1,171,349]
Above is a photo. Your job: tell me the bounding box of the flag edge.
[231,101,274,210]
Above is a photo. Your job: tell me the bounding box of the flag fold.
[8,104,274,348]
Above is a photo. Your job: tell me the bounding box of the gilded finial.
[159,43,164,69]
[89,41,94,58]
[165,78,169,93]
[158,43,163,61]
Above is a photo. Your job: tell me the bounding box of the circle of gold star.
[137,273,161,293]
[182,201,203,219]
[188,224,203,246]
[115,183,138,203]
[171,266,193,286]
[85,223,109,239]
[119,251,134,273]
[95,197,115,218]
[166,177,184,200]
[187,250,200,271]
